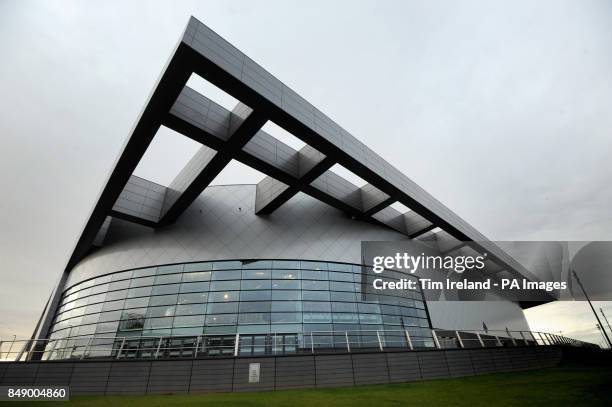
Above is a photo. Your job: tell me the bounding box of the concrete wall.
[0,347,562,395]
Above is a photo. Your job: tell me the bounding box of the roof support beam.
[256,145,333,215]
[159,102,267,225]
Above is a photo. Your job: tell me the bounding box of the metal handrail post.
[537,332,547,345]
[154,337,163,359]
[48,339,59,360]
[495,335,502,347]
[405,329,414,350]
[509,332,517,346]
[310,332,314,354]
[345,331,351,352]
[519,331,527,346]
[194,335,201,358]
[455,331,464,348]
[431,330,441,349]
[6,335,16,361]
[116,337,126,359]
[81,337,93,360]
[376,330,384,351]
[234,333,240,357]
[476,332,485,347]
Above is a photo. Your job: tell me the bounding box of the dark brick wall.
[0,346,564,395]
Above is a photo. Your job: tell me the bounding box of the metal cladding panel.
[169,87,232,144]
[112,175,166,222]
[274,356,316,389]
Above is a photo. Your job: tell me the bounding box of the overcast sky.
[1,0,612,347]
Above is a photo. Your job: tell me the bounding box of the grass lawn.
[3,366,611,407]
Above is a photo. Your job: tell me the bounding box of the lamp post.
[572,270,612,349]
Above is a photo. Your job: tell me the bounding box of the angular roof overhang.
[68,17,553,308]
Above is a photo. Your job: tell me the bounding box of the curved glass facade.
[46,260,433,359]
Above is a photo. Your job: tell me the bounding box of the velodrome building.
[2,17,585,394]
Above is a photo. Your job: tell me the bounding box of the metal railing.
[0,328,598,362]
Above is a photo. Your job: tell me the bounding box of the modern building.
[29,17,552,362]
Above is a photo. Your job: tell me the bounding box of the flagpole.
[572,270,612,348]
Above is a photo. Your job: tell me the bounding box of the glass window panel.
[149,294,178,306]
[125,297,149,309]
[212,261,243,270]
[127,286,152,298]
[144,317,174,329]
[303,302,331,312]
[157,264,184,274]
[272,280,300,290]
[209,291,239,302]
[329,282,354,292]
[95,321,119,334]
[328,271,353,282]
[108,280,130,291]
[132,267,157,278]
[382,315,401,325]
[98,310,122,322]
[239,301,271,313]
[272,269,300,279]
[172,327,204,336]
[330,291,355,302]
[272,290,300,301]
[82,313,100,325]
[178,292,208,304]
[242,269,271,280]
[238,313,271,324]
[111,270,133,281]
[155,274,181,285]
[302,280,329,290]
[176,303,206,315]
[182,271,211,282]
[207,302,238,314]
[90,283,109,296]
[173,316,204,327]
[300,261,328,271]
[358,303,381,314]
[331,302,357,313]
[180,282,210,293]
[241,280,271,290]
[272,260,300,269]
[184,262,212,272]
[147,306,175,318]
[152,284,180,296]
[303,312,331,323]
[359,314,382,324]
[204,326,236,334]
[270,324,302,333]
[271,313,302,323]
[302,291,330,301]
[241,260,272,269]
[380,304,399,315]
[301,269,328,280]
[238,325,271,334]
[130,276,155,288]
[332,313,359,323]
[77,324,96,336]
[271,302,302,312]
[101,300,124,312]
[94,275,112,285]
[240,290,271,301]
[210,281,240,291]
[328,263,352,273]
[104,289,127,302]
[84,302,103,314]
[205,314,237,325]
